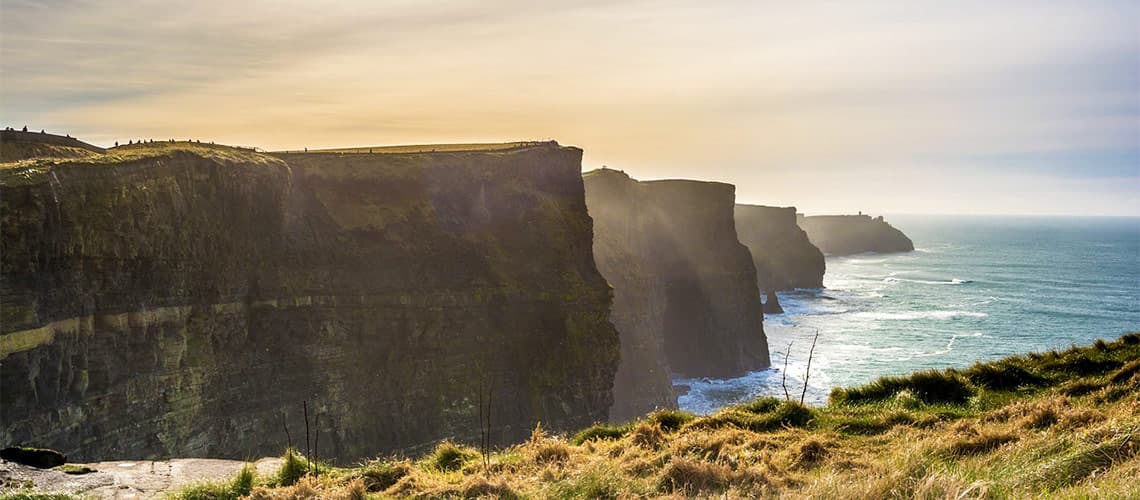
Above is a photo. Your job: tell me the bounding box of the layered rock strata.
[0,141,619,463]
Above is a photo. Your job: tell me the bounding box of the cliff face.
[734,205,825,292]
[797,214,915,256]
[584,169,768,422]
[0,142,619,463]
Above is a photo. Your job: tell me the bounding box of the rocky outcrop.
[0,141,619,463]
[584,169,768,422]
[762,290,783,315]
[797,214,914,256]
[734,205,825,292]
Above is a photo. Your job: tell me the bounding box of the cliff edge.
[797,214,914,256]
[1,140,619,463]
[734,204,825,292]
[584,168,768,422]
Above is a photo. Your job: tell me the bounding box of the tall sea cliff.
[0,141,619,463]
[798,214,914,256]
[584,169,769,422]
[734,204,825,292]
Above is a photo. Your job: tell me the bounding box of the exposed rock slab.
[0,457,281,499]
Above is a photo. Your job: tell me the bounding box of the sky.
[2,0,1138,216]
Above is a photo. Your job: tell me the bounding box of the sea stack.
[584,168,769,422]
[734,204,826,291]
[797,214,914,256]
[0,140,620,463]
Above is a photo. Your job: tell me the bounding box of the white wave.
[853,310,988,321]
[883,277,972,285]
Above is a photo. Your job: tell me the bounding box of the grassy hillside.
[275,141,555,154]
[162,333,1139,499]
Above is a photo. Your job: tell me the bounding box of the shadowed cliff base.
[735,204,826,292]
[798,214,915,256]
[584,168,769,423]
[1,137,619,464]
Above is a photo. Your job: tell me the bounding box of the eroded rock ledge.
[584,168,769,422]
[0,141,619,463]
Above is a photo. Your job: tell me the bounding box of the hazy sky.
[3,0,1137,215]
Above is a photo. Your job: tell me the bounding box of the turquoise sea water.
[677,215,1140,412]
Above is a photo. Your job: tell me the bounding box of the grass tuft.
[168,464,255,500]
[831,370,974,405]
[424,441,478,472]
[569,423,631,445]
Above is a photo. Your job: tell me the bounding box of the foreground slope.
[0,140,619,463]
[183,333,1140,499]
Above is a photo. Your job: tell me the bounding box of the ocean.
[676,215,1140,413]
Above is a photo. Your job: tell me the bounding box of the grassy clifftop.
[173,333,1140,499]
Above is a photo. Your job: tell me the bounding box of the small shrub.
[647,409,696,432]
[425,441,478,472]
[570,423,630,445]
[275,449,310,487]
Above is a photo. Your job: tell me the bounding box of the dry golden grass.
[174,334,1139,499]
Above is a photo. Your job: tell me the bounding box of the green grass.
[166,464,254,500]
[50,464,94,475]
[170,332,1140,499]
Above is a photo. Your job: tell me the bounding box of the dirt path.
[1,457,282,499]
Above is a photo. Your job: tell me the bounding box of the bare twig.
[303,401,311,472]
[781,340,794,402]
[313,413,320,477]
[801,328,820,405]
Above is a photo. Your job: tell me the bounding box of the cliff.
[797,214,914,256]
[584,169,768,422]
[734,204,825,292]
[0,140,620,463]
